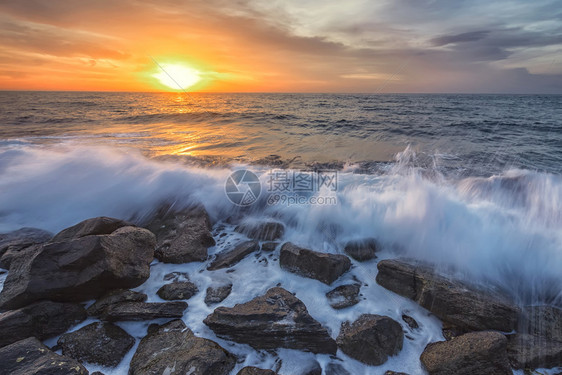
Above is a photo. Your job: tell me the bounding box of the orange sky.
[0,0,561,93]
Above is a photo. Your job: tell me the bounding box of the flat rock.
[237,367,277,375]
[336,314,403,366]
[157,281,199,300]
[205,284,233,305]
[326,284,361,309]
[507,333,562,369]
[0,300,86,348]
[280,243,351,285]
[100,301,187,321]
[260,242,279,252]
[204,287,337,354]
[208,240,259,270]
[376,259,519,332]
[343,238,379,261]
[58,322,135,366]
[0,228,52,269]
[0,337,88,375]
[50,216,131,242]
[420,331,511,375]
[87,289,147,316]
[235,221,285,241]
[129,319,235,375]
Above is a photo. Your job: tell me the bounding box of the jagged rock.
[420,331,511,375]
[157,281,199,300]
[207,241,259,270]
[376,259,519,332]
[50,216,131,242]
[0,337,88,375]
[58,322,135,366]
[237,367,277,375]
[0,228,52,269]
[204,287,337,354]
[129,319,235,375]
[336,314,403,365]
[326,284,360,309]
[205,284,233,305]
[343,238,379,261]
[100,301,187,321]
[235,221,285,241]
[0,300,86,348]
[507,333,562,369]
[147,205,215,264]
[0,221,156,311]
[519,305,562,342]
[325,363,351,375]
[87,289,147,316]
[280,243,351,285]
[402,314,419,330]
[260,242,279,252]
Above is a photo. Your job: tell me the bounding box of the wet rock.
[204,287,337,354]
[261,242,279,252]
[147,205,215,264]
[384,372,410,375]
[50,216,131,242]
[376,259,519,332]
[157,281,198,300]
[0,300,86,348]
[519,305,562,342]
[507,333,562,369]
[235,221,285,241]
[129,319,235,375]
[336,314,403,366]
[420,331,511,375]
[163,271,190,281]
[0,228,52,269]
[302,360,322,375]
[205,284,233,305]
[208,240,259,270]
[87,289,147,316]
[0,337,88,375]
[280,242,351,285]
[58,322,135,367]
[325,363,351,375]
[343,238,379,261]
[237,367,277,375]
[100,301,187,321]
[402,314,419,330]
[0,221,156,311]
[326,284,360,309]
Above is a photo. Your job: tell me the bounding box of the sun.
[153,63,201,90]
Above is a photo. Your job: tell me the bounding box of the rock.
[302,360,322,375]
[519,305,562,342]
[0,228,52,269]
[157,281,199,300]
[207,241,259,270]
[384,372,409,375]
[50,216,131,242]
[402,314,419,330]
[325,363,351,375]
[205,284,233,305]
[100,301,187,321]
[279,243,351,285]
[87,289,147,316]
[129,319,235,375]
[261,242,279,252]
[336,314,403,365]
[237,367,277,375]
[376,259,519,332]
[147,205,215,264]
[420,331,511,375]
[326,284,360,309]
[0,300,86,348]
[163,271,190,281]
[204,287,337,354]
[235,221,285,241]
[343,238,379,261]
[0,223,156,311]
[507,333,562,369]
[57,322,135,366]
[0,337,88,375]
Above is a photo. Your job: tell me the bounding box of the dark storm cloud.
[432,31,491,46]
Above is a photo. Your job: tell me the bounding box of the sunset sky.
[1,0,561,93]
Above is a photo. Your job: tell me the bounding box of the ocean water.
[1,92,561,374]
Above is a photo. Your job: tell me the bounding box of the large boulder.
[235,221,285,241]
[280,243,351,285]
[58,322,135,367]
[507,333,562,369]
[420,331,511,375]
[0,337,88,375]
[146,205,215,264]
[99,301,187,321]
[204,287,337,354]
[376,259,519,332]
[326,284,361,309]
[50,216,131,242]
[157,281,199,300]
[336,314,403,365]
[87,289,148,316]
[0,220,156,311]
[343,238,379,261]
[129,319,235,375]
[0,228,52,269]
[207,241,259,270]
[519,305,562,342]
[0,300,86,348]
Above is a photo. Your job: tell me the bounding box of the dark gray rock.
[163,271,190,281]
[343,238,379,261]
[129,319,236,375]
[58,322,135,366]
[325,363,351,375]
[0,223,156,311]
[0,300,86,348]
[0,337,88,375]
[384,372,410,375]
[100,301,187,321]
[204,287,337,354]
[235,221,285,241]
[402,314,419,330]
[279,243,351,285]
[260,242,279,252]
[0,228,52,269]
[87,289,147,316]
[50,216,131,242]
[207,241,259,270]
[237,367,277,375]
[301,360,322,375]
[376,259,519,332]
[507,333,562,369]
[205,284,233,305]
[326,284,360,309]
[336,314,403,365]
[157,281,198,300]
[519,305,562,342]
[420,331,511,375]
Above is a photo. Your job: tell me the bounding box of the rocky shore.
[0,205,560,374]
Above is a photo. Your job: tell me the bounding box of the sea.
[0,92,561,374]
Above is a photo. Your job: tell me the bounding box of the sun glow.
[153,63,201,90]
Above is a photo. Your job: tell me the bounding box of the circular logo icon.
[225,169,261,206]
